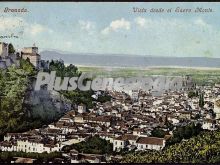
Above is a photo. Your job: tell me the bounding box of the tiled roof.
[136,137,164,145]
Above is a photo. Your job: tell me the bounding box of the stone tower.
[0,42,8,58]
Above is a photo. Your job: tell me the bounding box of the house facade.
[136,137,165,151]
[113,134,164,152]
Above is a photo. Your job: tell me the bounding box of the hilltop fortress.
[21,45,41,69]
[0,42,19,69]
[0,42,48,70]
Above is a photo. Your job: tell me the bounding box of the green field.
[78,66,220,86]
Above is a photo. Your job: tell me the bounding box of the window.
[121,142,123,145]
[141,145,143,149]
[115,141,117,145]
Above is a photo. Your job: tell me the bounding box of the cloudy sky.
[0,2,220,57]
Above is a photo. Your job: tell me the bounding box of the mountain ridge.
[40,50,220,68]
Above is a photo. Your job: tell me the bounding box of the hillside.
[0,58,79,138]
[0,59,36,136]
[120,130,220,163]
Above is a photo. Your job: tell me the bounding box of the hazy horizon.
[40,49,220,59]
[41,50,220,68]
[0,2,220,58]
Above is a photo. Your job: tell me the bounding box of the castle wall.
[22,54,41,68]
[22,47,38,54]
[0,42,8,58]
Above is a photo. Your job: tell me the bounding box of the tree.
[120,130,220,163]
[195,90,199,97]
[62,135,113,154]
[167,123,202,145]
[151,128,167,138]
[97,93,111,103]
[199,94,204,108]
[188,91,197,98]
[8,43,15,54]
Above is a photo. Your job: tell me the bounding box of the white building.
[214,99,220,119]
[136,137,165,151]
[78,104,86,114]
[113,136,128,151]
[16,139,62,153]
[1,133,62,154]
[202,119,217,131]
[113,135,165,152]
[0,139,62,153]
[168,117,180,125]
[113,134,138,151]
[0,141,16,152]
[129,90,139,101]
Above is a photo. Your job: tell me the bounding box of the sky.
[0,2,220,57]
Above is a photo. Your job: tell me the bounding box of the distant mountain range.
[40,50,220,68]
